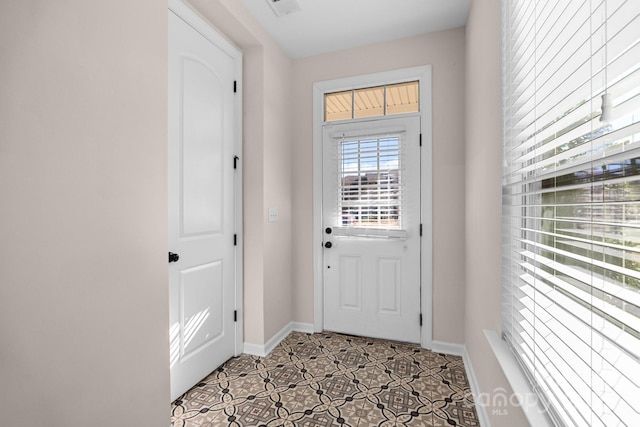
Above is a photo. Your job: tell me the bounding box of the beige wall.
[464,0,529,425]
[291,29,467,344]
[0,1,170,425]
[186,0,294,345]
[263,46,294,340]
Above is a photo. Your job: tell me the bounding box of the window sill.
[484,330,555,427]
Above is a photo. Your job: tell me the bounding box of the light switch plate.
[268,208,279,222]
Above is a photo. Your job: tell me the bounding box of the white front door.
[168,10,239,401]
[322,116,421,343]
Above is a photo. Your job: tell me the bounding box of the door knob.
[324,242,332,249]
[169,252,180,263]
[325,227,332,234]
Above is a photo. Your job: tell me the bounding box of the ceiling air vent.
[266,0,302,17]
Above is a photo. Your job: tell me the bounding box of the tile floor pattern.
[171,332,479,427]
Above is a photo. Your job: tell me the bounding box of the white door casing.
[312,67,432,348]
[322,117,421,343]
[168,3,242,402]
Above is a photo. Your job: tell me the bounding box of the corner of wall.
[464,0,530,425]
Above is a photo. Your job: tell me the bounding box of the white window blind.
[338,135,402,230]
[502,1,640,426]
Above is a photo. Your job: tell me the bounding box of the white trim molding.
[169,0,241,56]
[485,330,554,427]
[462,347,492,427]
[243,322,315,358]
[312,66,433,348]
[430,340,465,357]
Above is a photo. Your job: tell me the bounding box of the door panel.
[339,255,362,310]
[169,10,237,401]
[180,261,223,357]
[322,117,421,343]
[181,57,224,235]
[377,257,401,315]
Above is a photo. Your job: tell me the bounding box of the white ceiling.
[239,0,472,59]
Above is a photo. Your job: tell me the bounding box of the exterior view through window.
[339,135,401,229]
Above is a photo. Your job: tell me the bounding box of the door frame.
[169,0,244,356]
[312,66,433,348]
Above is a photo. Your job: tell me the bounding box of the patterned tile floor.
[171,332,479,427]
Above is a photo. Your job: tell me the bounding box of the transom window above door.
[324,81,419,122]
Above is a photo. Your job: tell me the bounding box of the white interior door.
[168,10,238,401]
[322,116,421,343]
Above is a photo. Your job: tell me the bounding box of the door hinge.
[233,80,237,93]
[234,310,237,322]
[419,133,422,147]
[234,155,239,169]
[419,224,423,236]
[234,234,237,246]
[420,313,423,326]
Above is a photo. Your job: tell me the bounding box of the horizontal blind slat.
[503,1,640,425]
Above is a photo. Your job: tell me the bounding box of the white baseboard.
[430,340,465,357]
[243,321,315,357]
[462,346,492,427]
[290,321,315,334]
[242,342,268,358]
